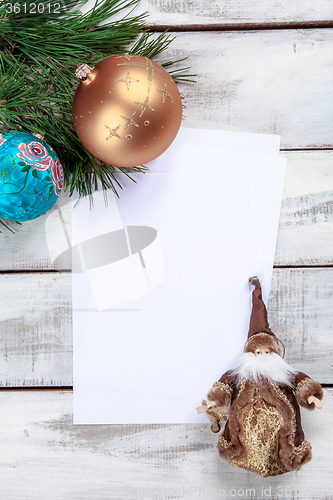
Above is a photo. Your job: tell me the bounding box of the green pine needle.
[0,0,194,211]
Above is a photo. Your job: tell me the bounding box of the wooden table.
[1,2,332,499]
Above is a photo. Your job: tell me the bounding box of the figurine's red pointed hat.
[247,276,274,339]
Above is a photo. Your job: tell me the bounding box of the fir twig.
[0,218,21,234]
[0,0,193,204]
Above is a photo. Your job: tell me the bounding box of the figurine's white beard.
[231,352,298,387]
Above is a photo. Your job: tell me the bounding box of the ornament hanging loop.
[75,64,93,80]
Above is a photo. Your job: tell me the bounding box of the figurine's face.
[254,347,270,356]
[244,333,281,356]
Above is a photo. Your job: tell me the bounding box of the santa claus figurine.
[205,276,323,477]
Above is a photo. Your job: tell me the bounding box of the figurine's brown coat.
[208,370,323,472]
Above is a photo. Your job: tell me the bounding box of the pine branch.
[0,0,194,235]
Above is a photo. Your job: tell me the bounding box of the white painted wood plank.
[0,269,332,386]
[165,30,333,149]
[268,269,333,381]
[0,192,71,271]
[1,151,332,269]
[275,151,333,266]
[0,273,72,387]
[0,389,332,500]
[83,0,333,28]
[139,0,333,27]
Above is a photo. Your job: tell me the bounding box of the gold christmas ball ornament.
[72,54,183,167]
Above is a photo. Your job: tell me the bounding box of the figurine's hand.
[207,401,217,410]
[307,395,322,409]
[205,401,219,423]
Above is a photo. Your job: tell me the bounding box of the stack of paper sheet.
[52,127,286,424]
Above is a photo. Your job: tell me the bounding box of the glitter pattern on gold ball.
[72,54,183,167]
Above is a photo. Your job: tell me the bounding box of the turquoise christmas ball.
[0,131,64,221]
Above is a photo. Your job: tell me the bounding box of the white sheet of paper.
[73,170,250,423]
[170,127,281,157]
[68,127,286,424]
[46,126,281,272]
[146,134,287,304]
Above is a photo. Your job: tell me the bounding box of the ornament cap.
[32,132,45,141]
[75,64,93,80]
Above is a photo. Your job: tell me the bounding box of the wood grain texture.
[0,389,332,500]
[276,151,333,266]
[1,151,332,270]
[138,0,333,27]
[81,0,333,29]
[0,193,71,271]
[0,272,72,387]
[164,30,333,149]
[0,268,332,387]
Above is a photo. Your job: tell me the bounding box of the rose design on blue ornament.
[17,141,53,171]
[0,131,64,221]
[51,159,64,197]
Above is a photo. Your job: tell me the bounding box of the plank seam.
[273,265,333,269]
[2,266,333,274]
[0,386,73,392]
[280,148,333,152]
[0,270,70,274]
[148,21,333,32]
[0,385,332,391]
